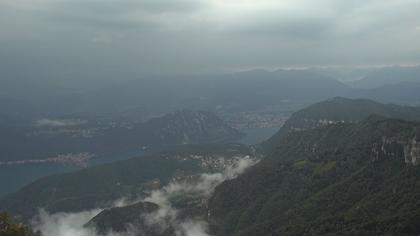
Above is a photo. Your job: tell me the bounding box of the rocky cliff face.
[403,138,420,165]
[372,137,420,166]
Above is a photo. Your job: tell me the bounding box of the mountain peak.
[147,110,243,145]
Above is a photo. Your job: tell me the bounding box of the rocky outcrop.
[372,136,420,166]
[403,138,420,166]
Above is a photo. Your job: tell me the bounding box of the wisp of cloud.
[31,156,257,236]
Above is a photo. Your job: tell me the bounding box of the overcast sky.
[1,0,420,81]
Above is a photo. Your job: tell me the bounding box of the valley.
[0,110,244,197]
[2,97,420,236]
[2,1,420,235]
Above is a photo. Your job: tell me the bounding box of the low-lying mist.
[32,156,257,236]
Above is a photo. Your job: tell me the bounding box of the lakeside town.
[0,152,95,168]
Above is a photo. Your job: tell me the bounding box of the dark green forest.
[209,116,420,235]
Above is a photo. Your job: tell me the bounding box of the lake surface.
[0,163,78,197]
[0,129,279,198]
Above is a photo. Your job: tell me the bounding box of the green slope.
[209,116,420,236]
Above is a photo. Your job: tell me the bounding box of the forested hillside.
[210,116,420,235]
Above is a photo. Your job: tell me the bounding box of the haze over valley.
[1,0,420,235]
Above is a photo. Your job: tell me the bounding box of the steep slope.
[209,116,420,235]
[262,97,420,152]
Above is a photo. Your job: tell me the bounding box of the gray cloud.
[1,0,420,80]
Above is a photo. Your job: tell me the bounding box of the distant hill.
[351,66,420,89]
[209,116,420,235]
[139,110,243,145]
[262,97,420,152]
[362,82,420,105]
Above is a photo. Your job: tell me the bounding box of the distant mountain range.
[360,81,420,105]
[350,66,420,88]
[60,68,420,114]
[1,66,419,120]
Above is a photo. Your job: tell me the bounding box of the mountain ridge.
[261,97,420,153]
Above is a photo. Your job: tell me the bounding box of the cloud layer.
[1,0,420,79]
